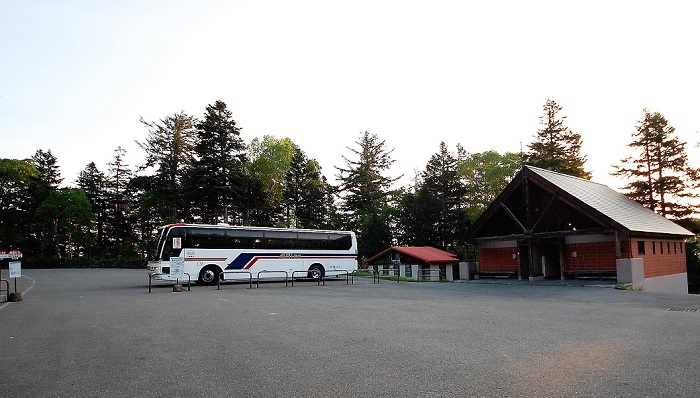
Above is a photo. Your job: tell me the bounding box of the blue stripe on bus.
[225,253,356,270]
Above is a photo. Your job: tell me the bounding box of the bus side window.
[330,234,352,250]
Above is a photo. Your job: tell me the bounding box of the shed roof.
[364,246,458,265]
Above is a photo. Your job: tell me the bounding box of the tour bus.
[147,223,358,285]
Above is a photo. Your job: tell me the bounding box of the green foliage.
[32,188,96,258]
[458,150,521,222]
[21,256,146,269]
[186,100,247,224]
[526,99,591,179]
[0,158,39,251]
[247,135,297,225]
[397,142,467,251]
[30,149,63,204]
[336,131,399,232]
[283,146,333,229]
[613,109,697,219]
[77,162,108,253]
[676,218,700,294]
[137,112,197,221]
[358,200,394,259]
[104,147,136,255]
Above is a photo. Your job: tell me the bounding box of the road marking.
[0,275,36,311]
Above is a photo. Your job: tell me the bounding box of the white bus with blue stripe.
[147,224,358,285]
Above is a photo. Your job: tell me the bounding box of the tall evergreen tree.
[358,198,394,259]
[527,99,591,178]
[27,149,63,254]
[137,112,196,221]
[613,109,697,218]
[335,131,399,232]
[397,142,467,251]
[77,162,108,254]
[104,146,135,255]
[283,146,332,229]
[31,149,63,197]
[186,100,247,224]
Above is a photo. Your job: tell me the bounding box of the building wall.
[478,235,689,280]
[631,238,687,278]
[477,242,518,272]
[564,241,618,272]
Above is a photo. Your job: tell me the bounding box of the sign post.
[170,257,185,292]
[1,250,23,302]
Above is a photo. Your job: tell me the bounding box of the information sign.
[170,257,184,278]
[9,261,22,278]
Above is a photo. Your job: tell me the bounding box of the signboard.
[9,261,21,278]
[170,257,184,278]
[173,237,182,250]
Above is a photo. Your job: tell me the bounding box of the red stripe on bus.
[185,258,227,261]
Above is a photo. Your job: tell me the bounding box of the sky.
[2,0,699,192]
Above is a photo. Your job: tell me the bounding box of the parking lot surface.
[1,269,700,397]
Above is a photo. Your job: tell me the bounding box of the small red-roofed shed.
[364,246,459,281]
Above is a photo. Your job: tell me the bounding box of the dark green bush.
[20,257,147,269]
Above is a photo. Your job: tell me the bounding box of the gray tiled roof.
[527,166,693,236]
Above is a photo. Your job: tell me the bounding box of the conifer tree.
[283,146,332,229]
[398,142,467,250]
[137,112,196,221]
[613,109,697,218]
[335,131,399,232]
[527,100,591,179]
[105,146,135,255]
[186,101,246,224]
[77,162,108,253]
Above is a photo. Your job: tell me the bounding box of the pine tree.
[398,142,467,251]
[613,109,697,218]
[527,100,591,179]
[283,146,332,229]
[105,146,135,255]
[186,100,246,224]
[77,162,108,254]
[335,131,399,232]
[137,112,196,221]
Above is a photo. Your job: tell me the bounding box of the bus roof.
[162,223,354,235]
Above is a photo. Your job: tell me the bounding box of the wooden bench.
[477,271,518,279]
[564,270,617,280]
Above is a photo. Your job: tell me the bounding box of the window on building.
[667,242,671,254]
[652,241,656,254]
[660,241,664,254]
[637,241,645,255]
[674,242,677,253]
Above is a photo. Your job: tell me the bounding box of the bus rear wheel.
[308,264,324,281]
[199,265,220,285]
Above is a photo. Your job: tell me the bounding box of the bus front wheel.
[199,265,220,285]
[308,264,324,281]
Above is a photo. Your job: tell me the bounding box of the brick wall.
[478,247,518,272]
[632,239,687,278]
[564,241,617,272]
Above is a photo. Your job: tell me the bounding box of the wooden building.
[465,166,694,294]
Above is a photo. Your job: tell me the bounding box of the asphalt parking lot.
[1,269,700,397]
